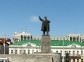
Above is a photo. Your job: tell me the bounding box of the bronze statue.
[39,16,50,35]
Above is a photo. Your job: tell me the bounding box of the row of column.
[70,59,83,62]
[21,35,32,41]
[69,37,80,41]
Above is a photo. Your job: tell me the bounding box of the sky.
[0,0,84,38]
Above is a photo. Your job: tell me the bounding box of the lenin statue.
[39,16,50,35]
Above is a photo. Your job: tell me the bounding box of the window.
[77,51,79,55]
[73,37,76,41]
[20,50,22,54]
[15,50,17,54]
[73,51,75,55]
[24,36,26,40]
[11,50,13,54]
[69,51,71,54]
[60,51,62,53]
[56,51,58,53]
[65,51,66,52]
[27,37,29,40]
[81,51,83,55]
[28,50,30,54]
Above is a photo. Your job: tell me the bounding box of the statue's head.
[44,16,47,20]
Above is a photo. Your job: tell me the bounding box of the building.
[32,34,84,42]
[12,32,84,42]
[9,40,84,62]
[13,32,32,42]
[0,38,11,54]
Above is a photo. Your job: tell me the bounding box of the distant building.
[13,32,32,42]
[32,34,84,42]
[13,32,84,42]
[0,38,11,54]
[0,44,9,54]
[68,34,81,42]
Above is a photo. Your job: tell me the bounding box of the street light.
[63,38,65,62]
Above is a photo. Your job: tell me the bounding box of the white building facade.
[13,32,32,42]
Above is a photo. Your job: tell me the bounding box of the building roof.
[12,40,84,46]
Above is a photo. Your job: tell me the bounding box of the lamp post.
[63,38,65,62]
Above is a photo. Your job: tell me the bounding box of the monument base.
[41,35,51,53]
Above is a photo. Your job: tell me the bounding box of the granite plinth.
[41,35,51,53]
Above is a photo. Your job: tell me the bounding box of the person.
[39,16,50,35]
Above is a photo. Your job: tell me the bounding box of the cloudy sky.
[0,0,84,38]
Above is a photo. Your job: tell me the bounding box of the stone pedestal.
[41,35,51,53]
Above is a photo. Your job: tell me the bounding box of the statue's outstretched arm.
[38,16,43,21]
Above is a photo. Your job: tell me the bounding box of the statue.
[39,16,50,35]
